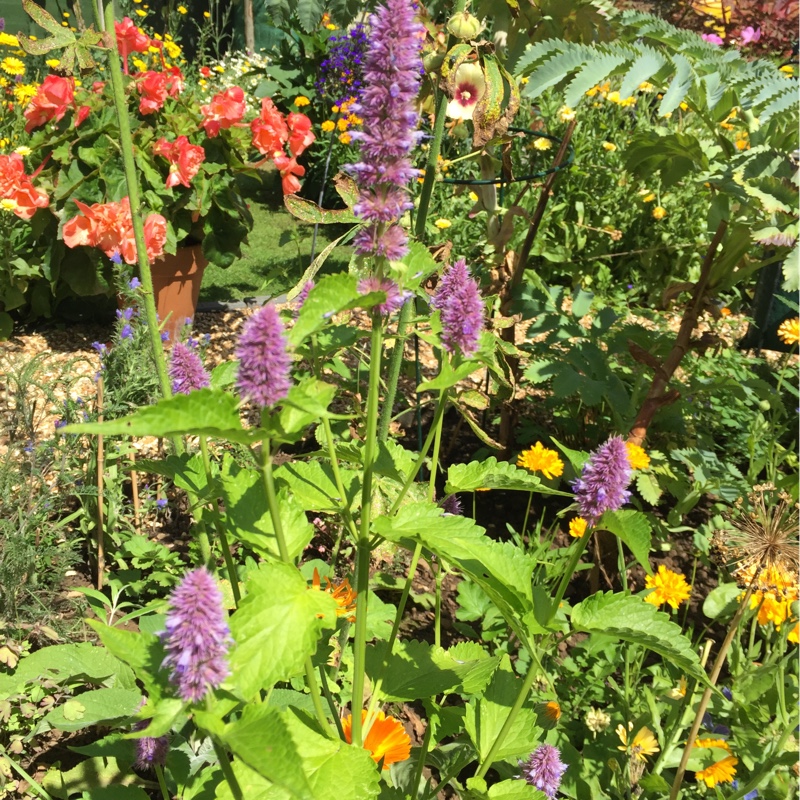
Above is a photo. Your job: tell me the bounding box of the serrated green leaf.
[228,561,339,699]
[597,509,652,574]
[635,472,663,505]
[444,457,569,495]
[275,460,360,513]
[62,388,249,443]
[571,592,707,684]
[45,688,141,731]
[365,639,500,702]
[284,194,359,225]
[702,582,741,620]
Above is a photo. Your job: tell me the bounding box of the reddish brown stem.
[627,220,728,447]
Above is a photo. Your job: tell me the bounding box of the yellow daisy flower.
[13,146,31,157]
[533,137,552,151]
[642,192,656,203]
[602,141,617,151]
[626,442,650,470]
[777,317,799,346]
[321,120,335,132]
[0,198,18,212]
[644,565,692,609]
[310,568,356,620]
[617,724,660,762]
[339,132,351,144]
[517,442,564,480]
[652,206,667,220]
[568,517,588,539]
[695,756,738,788]
[177,4,188,13]
[45,58,60,68]
[557,105,575,122]
[293,96,311,107]
[434,218,451,229]
[0,33,20,47]
[1,57,25,77]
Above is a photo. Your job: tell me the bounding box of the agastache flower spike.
[347,0,423,261]
[358,276,407,316]
[433,259,484,357]
[169,341,210,395]
[519,744,567,798]
[235,304,293,408]
[571,436,632,525]
[160,568,231,703]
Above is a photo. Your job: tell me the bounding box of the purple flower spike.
[129,277,141,290]
[160,568,231,703]
[358,276,407,316]
[441,494,463,516]
[519,744,567,799]
[347,0,423,260]
[235,304,293,408]
[294,280,315,317]
[433,260,484,357]
[169,342,210,395]
[571,436,632,525]
[134,734,169,770]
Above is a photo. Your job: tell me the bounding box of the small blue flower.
[92,341,107,355]
[110,252,123,265]
[117,307,135,322]
[54,419,66,430]
[161,330,170,342]
[156,498,168,509]
[129,277,141,289]
[120,325,133,339]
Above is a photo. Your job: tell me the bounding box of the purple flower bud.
[110,252,123,265]
[295,280,315,316]
[160,568,232,703]
[571,436,632,525]
[120,324,133,340]
[433,260,484,357]
[161,330,170,342]
[129,277,141,289]
[235,304,293,408]
[169,342,210,395]
[92,341,107,355]
[358,276,407,316]
[441,494,462,516]
[117,307,135,322]
[156,498,168,509]
[134,734,169,770]
[519,744,567,798]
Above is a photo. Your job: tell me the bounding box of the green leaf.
[571,592,707,684]
[702,582,741,620]
[550,436,588,474]
[221,704,380,800]
[135,453,212,498]
[488,779,544,799]
[228,561,339,699]
[445,457,570,495]
[464,655,540,763]
[284,194,359,225]
[44,688,142,732]
[42,756,138,798]
[373,502,545,644]
[0,312,12,340]
[62,389,250,443]
[286,227,356,301]
[417,359,477,393]
[365,639,500,702]
[220,458,315,561]
[275,460,360,513]
[635,472,663,505]
[597,510,652,574]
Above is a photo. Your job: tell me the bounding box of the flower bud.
[447,11,483,40]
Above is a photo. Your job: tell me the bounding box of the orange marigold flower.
[695,738,730,751]
[311,568,356,620]
[750,590,790,628]
[626,442,650,470]
[777,317,799,346]
[517,442,564,480]
[342,710,411,769]
[695,755,738,788]
[644,565,692,609]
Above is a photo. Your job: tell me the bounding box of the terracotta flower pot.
[150,245,207,343]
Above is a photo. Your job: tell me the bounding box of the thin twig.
[96,376,105,591]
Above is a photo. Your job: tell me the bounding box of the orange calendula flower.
[311,568,356,620]
[544,700,561,721]
[644,565,692,609]
[750,590,790,627]
[695,738,731,751]
[695,755,738,787]
[569,517,588,539]
[517,442,564,480]
[777,317,799,346]
[342,710,411,769]
[652,205,667,220]
[626,442,650,470]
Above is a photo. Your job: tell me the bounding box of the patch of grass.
[200,198,353,303]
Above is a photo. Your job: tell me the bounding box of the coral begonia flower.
[154,135,205,189]
[23,75,74,132]
[286,112,315,157]
[273,153,304,195]
[118,212,167,265]
[342,710,411,769]
[137,71,169,115]
[250,97,289,155]
[200,86,246,137]
[115,17,151,75]
[74,105,91,128]
[164,66,184,97]
[445,62,486,120]
[8,181,49,220]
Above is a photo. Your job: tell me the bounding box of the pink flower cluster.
[0,154,49,220]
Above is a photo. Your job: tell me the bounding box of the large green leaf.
[365,639,500,702]
[275,460,361,513]
[220,457,314,561]
[445,457,570,495]
[284,194,359,225]
[464,655,541,763]
[228,562,339,699]
[571,592,707,683]
[597,510,652,574]
[43,688,142,732]
[373,503,545,644]
[62,389,250,443]
[221,705,380,800]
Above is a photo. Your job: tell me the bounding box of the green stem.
[200,435,239,605]
[321,416,360,542]
[411,721,434,797]
[319,664,345,740]
[351,315,384,747]
[378,300,413,443]
[474,650,543,779]
[521,491,533,541]
[154,764,171,800]
[210,736,243,800]
[103,2,172,407]
[427,389,445,502]
[726,722,794,800]
[434,556,443,648]
[548,525,593,625]
[0,743,52,800]
[668,578,759,800]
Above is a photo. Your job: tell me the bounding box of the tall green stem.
[549,525,593,625]
[103,3,171,405]
[351,315,384,746]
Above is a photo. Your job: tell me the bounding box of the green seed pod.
[447,11,483,40]
[423,51,445,74]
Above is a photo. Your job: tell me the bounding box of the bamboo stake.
[130,449,141,534]
[95,377,105,590]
